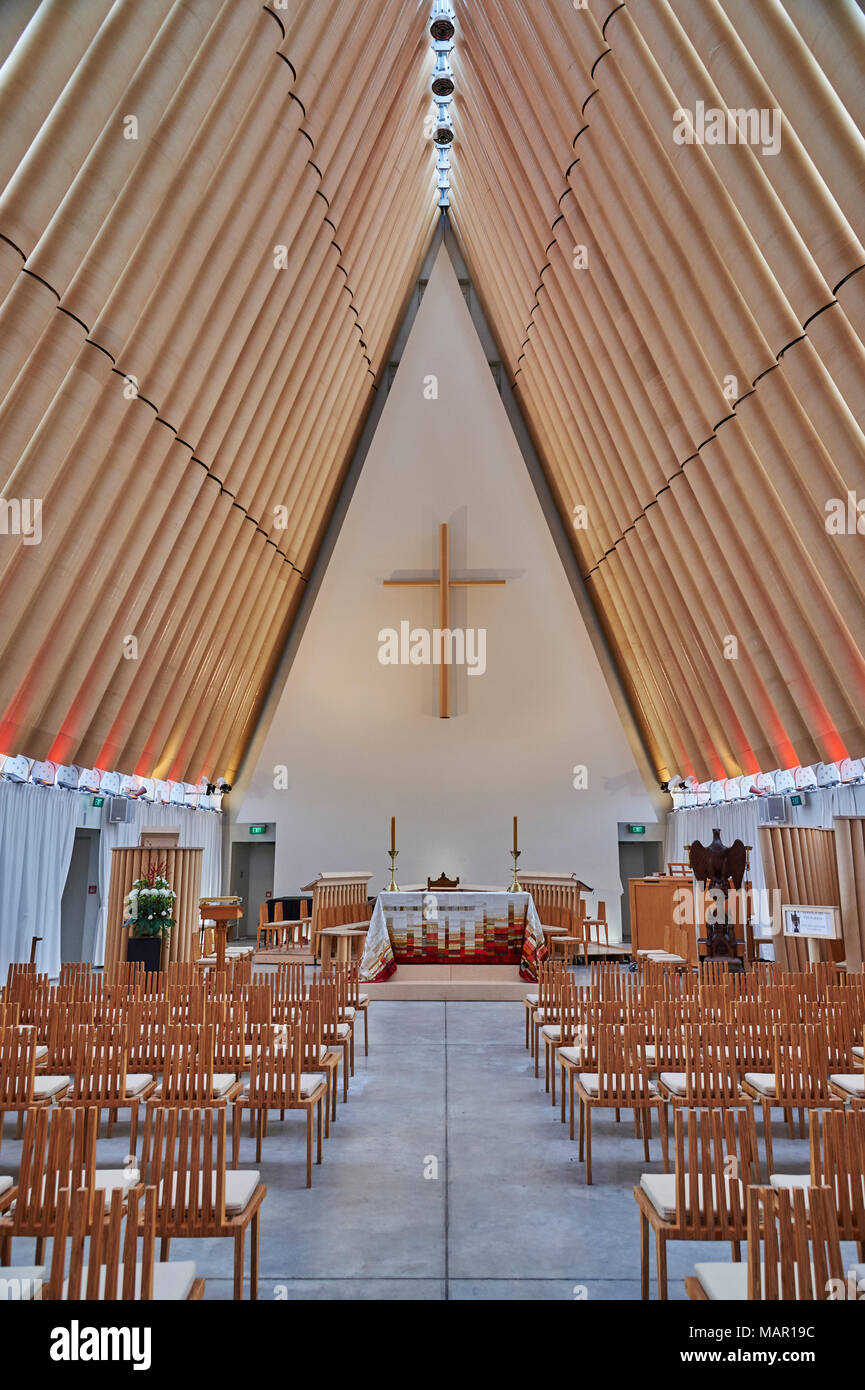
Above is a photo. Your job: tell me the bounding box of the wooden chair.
[558,1000,602,1140]
[657,1023,744,1111]
[634,1106,759,1298]
[0,1027,69,1149]
[741,1023,844,1173]
[152,1024,242,1107]
[769,1108,865,1257]
[685,1185,845,1301]
[0,1106,110,1266]
[231,1023,327,1186]
[427,873,460,890]
[531,963,567,1075]
[331,960,371,1056]
[61,1024,156,1150]
[309,976,352,1102]
[573,1024,669,1184]
[829,1023,865,1108]
[140,1104,265,1299]
[47,1183,205,1300]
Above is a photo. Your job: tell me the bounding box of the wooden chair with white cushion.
[0,1027,70,1149]
[140,1104,265,1299]
[829,1024,865,1108]
[741,1023,844,1172]
[47,1183,204,1301]
[685,1184,854,1301]
[769,1108,865,1257]
[231,1022,327,1187]
[573,1024,669,1184]
[635,1106,759,1299]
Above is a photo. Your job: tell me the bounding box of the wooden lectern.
[199,897,244,973]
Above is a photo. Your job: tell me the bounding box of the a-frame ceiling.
[0,0,863,787]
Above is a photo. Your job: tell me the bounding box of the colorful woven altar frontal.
[360,892,546,982]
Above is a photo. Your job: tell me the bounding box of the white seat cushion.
[300,1072,326,1097]
[212,1072,240,1097]
[335,1023,350,1039]
[769,1173,811,1197]
[830,1073,865,1096]
[558,1046,584,1065]
[64,1261,197,1300]
[93,1168,141,1193]
[743,1072,776,1095]
[341,1006,356,1019]
[693,1261,749,1300]
[541,1024,561,1040]
[578,1073,657,1096]
[0,1176,12,1197]
[659,1071,687,1096]
[642,1043,657,1063]
[32,1074,70,1098]
[694,1260,865,1301]
[164,1169,260,1216]
[34,1045,48,1061]
[640,1172,745,1222]
[0,1266,45,1299]
[852,1045,863,1060]
[524,993,538,1005]
[125,1073,154,1096]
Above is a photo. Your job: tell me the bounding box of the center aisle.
[195,1001,683,1298]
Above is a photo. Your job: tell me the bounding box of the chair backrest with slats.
[772,1023,833,1105]
[681,1023,740,1105]
[49,1184,155,1302]
[674,1107,758,1237]
[69,1024,129,1103]
[0,1025,37,1103]
[271,962,306,1002]
[42,1003,96,1072]
[747,1185,843,1300]
[11,1106,99,1236]
[127,1001,171,1070]
[246,1023,303,1108]
[142,1104,227,1232]
[159,1024,216,1104]
[810,1109,865,1242]
[594,1023,651,1103]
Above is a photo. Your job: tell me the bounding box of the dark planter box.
[126,936,163,973]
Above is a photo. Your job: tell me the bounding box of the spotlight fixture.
[429,0,455,43]
[432,53,454,98]
[433,108,454,145]
[218,779,232,793]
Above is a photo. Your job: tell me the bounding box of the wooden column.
[105,845,203,971]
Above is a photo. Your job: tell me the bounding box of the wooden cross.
[383,522,505,718]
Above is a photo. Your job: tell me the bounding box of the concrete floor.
[1,1001,835,1300]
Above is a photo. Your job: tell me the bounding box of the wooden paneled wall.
[105,845,203,970]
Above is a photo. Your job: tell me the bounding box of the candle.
[513,815,518,852]
[391,816,396,852]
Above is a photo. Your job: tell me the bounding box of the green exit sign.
[92,795,105,808]
[790,794,803,806]
[249,824,267,835]
[628,824,646,835]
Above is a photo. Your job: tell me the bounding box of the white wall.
[239,244,658,934]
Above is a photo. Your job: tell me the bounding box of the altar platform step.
[364,965,527,1001]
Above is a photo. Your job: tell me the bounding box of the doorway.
[230,840,276,938]
[618,839,663,943]
[60,829,100,963]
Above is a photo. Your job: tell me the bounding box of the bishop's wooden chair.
[634,1106,759,1299]
[140,1104,265,1299]
[686,1185,846,1301]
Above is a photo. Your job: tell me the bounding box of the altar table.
[360,891,546,983]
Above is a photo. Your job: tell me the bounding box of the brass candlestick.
[387,849,399,892]
[510,849,521,892]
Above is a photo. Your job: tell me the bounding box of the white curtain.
[92,803,223,965]
[0,782,79,979]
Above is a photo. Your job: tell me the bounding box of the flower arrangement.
[123,860,176,939]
